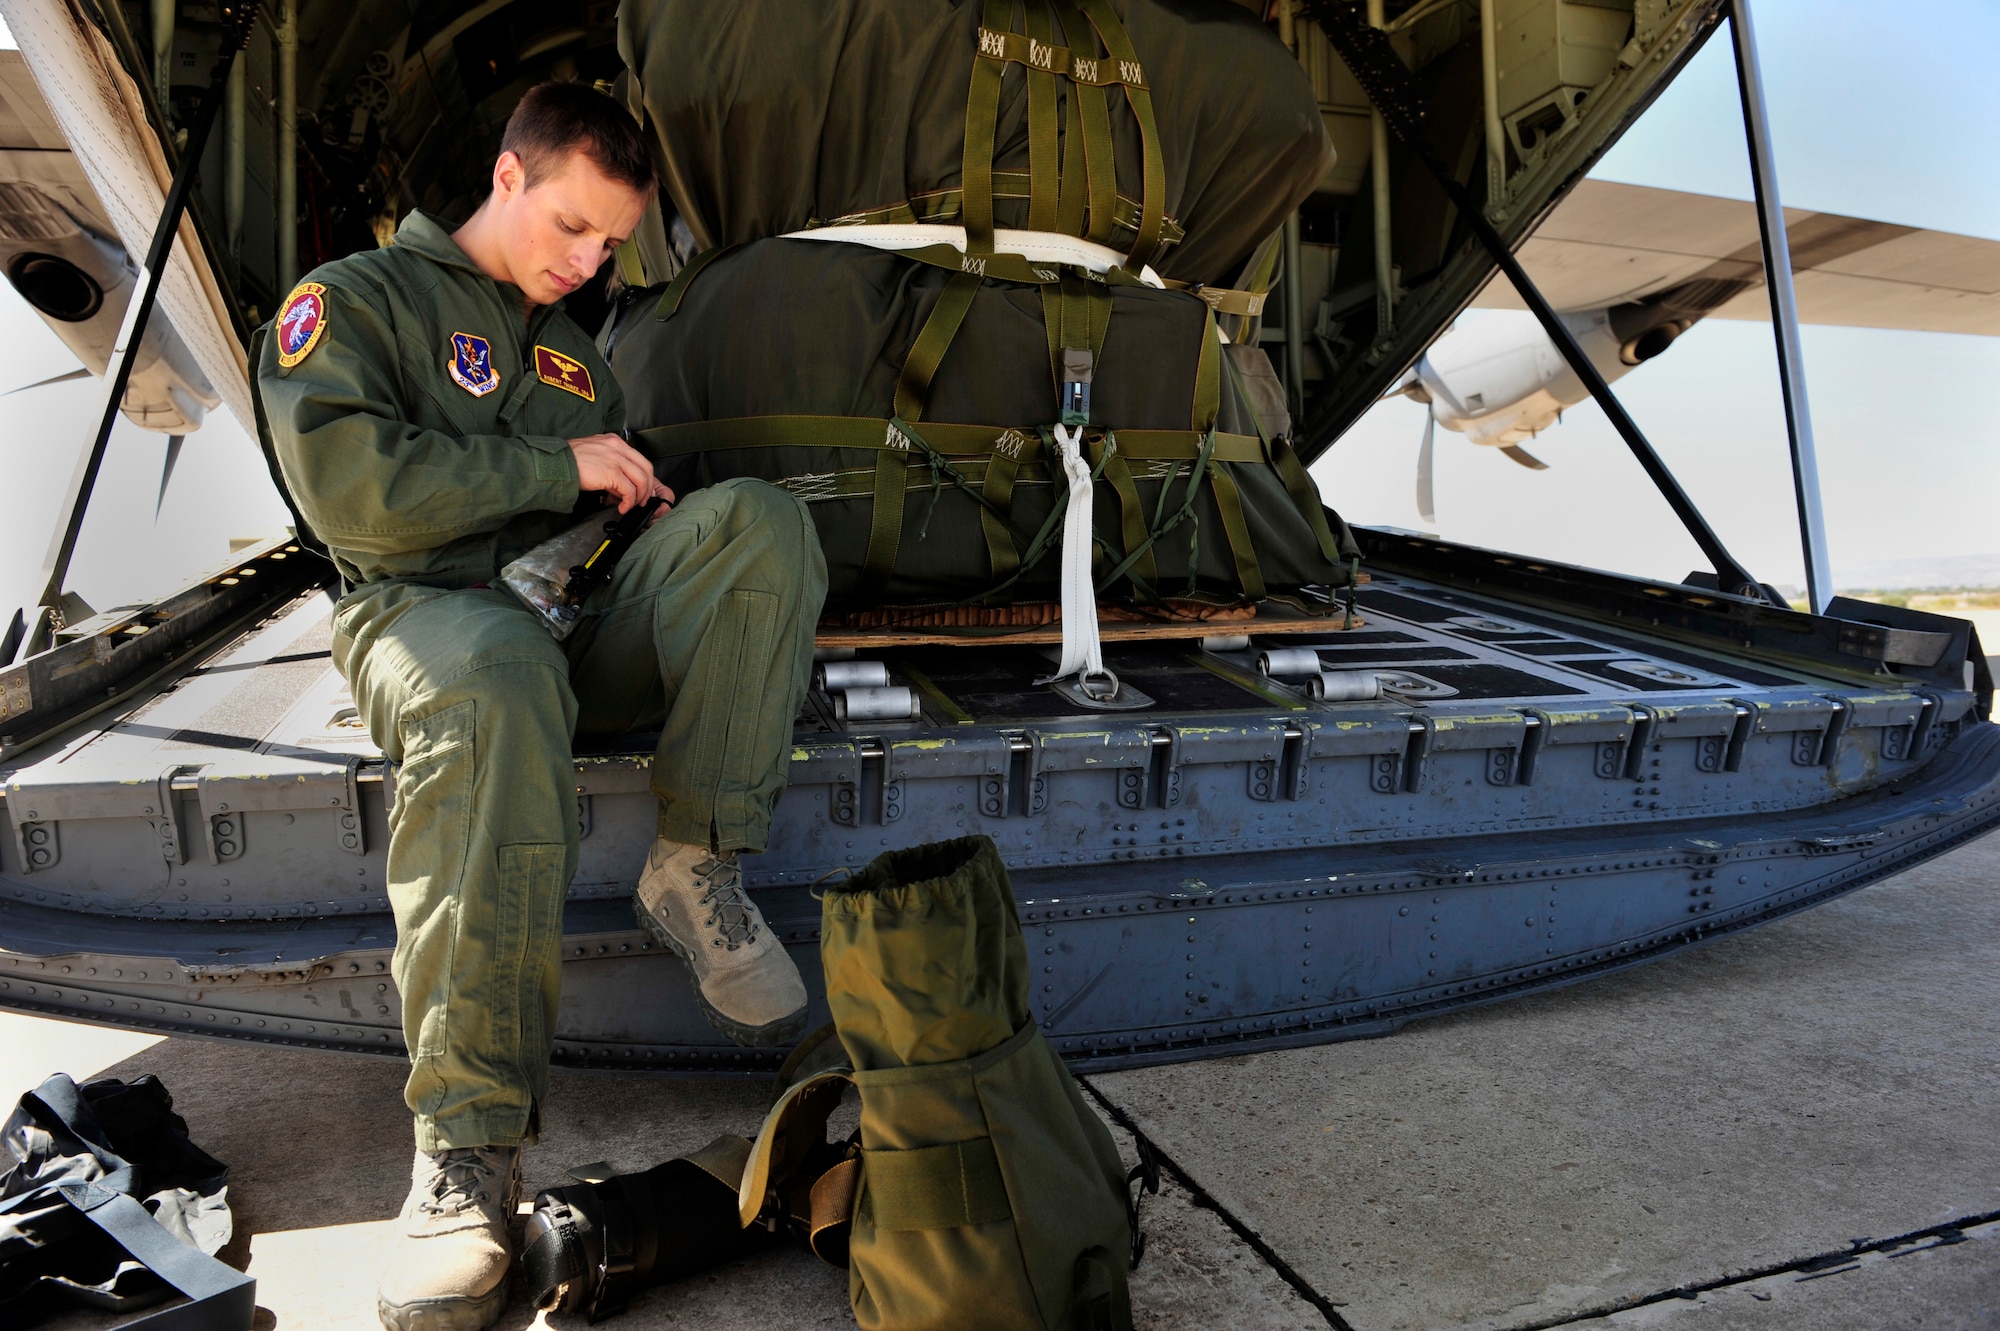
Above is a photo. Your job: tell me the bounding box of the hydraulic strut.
[35,3,264,624]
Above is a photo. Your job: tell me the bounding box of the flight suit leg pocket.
[493,840,568,1136]
[387,698,477,1121]
[686,587,779,850]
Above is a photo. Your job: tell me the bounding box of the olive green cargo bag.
[612,239,1359,612]
[740,836,1142,1331]
[618,0,1333,286]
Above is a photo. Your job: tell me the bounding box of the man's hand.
[568,433,675,514]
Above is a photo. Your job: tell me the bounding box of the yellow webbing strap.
[864,1137,1012,1232]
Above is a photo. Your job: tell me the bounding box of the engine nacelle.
[1411,309,1635,449]
[0,181,218,433]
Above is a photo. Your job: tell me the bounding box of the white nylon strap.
[780,223,1165,288]
[1050,424,1112,693]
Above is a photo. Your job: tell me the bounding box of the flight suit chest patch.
[449,332,500,396]
[534,344,595,401]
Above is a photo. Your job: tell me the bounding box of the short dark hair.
[499,81,655,195]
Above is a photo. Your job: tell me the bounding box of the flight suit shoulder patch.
[275,282,329,368]
[534,344,595,401]
[449,331,500,397]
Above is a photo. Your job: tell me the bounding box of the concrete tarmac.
[8,832,1997,1330]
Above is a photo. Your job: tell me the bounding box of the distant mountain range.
[1833,553,2000,591]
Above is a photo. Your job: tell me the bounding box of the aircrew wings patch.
[275,282,328,368]
[534,344,595,401]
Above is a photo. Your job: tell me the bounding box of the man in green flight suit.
[254,83,827,1331]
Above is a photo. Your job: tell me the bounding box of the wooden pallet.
[814,608,1366,649]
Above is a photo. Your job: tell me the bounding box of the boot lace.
[695,853,760,950]
[417,1147,499,1217]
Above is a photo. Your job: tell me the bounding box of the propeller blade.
[1416,409,1436,526]
[1500,444,1550,471]
[154,435,184,520]
[2,367,91,396]
[0,607,23,668]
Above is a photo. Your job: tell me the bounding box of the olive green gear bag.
[739,836,1144,1331]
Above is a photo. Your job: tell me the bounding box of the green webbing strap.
[1190,306,1223,431]
[979,427,1034,581]
[1087,275,1113,365]
[634,416,1269,463]
[1092,433,1157,593]
[863,430,908,600]
[864,1137,1013,1231]
[654,244,735,320]
[1025,0,1062,233]
[983,426,1044,582]
[1053,0,1117,245]
[1220,341,1349,568]
[876,265,981,594]
[1207,461,1266,601]
[614,237,646,290]
[1099,424,1216,595]
[1273,434,1348,565]
[1165,281,1269,318]
[895,271,982,422]
[1056,41,1089,237]
[1190,307,1262,597]
[962,0,1012,256]
[823,176,1184,251]
[1075,0,1166,268]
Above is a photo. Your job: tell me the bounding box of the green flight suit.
[254,211,827,1150]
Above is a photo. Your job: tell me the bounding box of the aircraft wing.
[0,1,250,430]
[1472,179,2000,337]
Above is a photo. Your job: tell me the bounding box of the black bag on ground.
[612,239,1357,612]
[0,1073,251,1329]
[618,0,1333,286]
[520,1135,773,1320]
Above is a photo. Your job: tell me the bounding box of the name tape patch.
[449,332,499,397]
[534,344,595,401]
[275,283,328,368]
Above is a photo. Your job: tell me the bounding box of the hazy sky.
[1,0,1995,625]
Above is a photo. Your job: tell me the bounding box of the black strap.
[55,1179,256,1330]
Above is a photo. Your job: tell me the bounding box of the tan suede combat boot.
[634,840,809,1046]
[377,1144,520,1331]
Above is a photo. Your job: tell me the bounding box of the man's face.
[485,149,648,306]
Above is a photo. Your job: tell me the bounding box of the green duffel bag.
[738,836,1141,1331]
[618,0,1333,287]
[612,238,1358,612]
